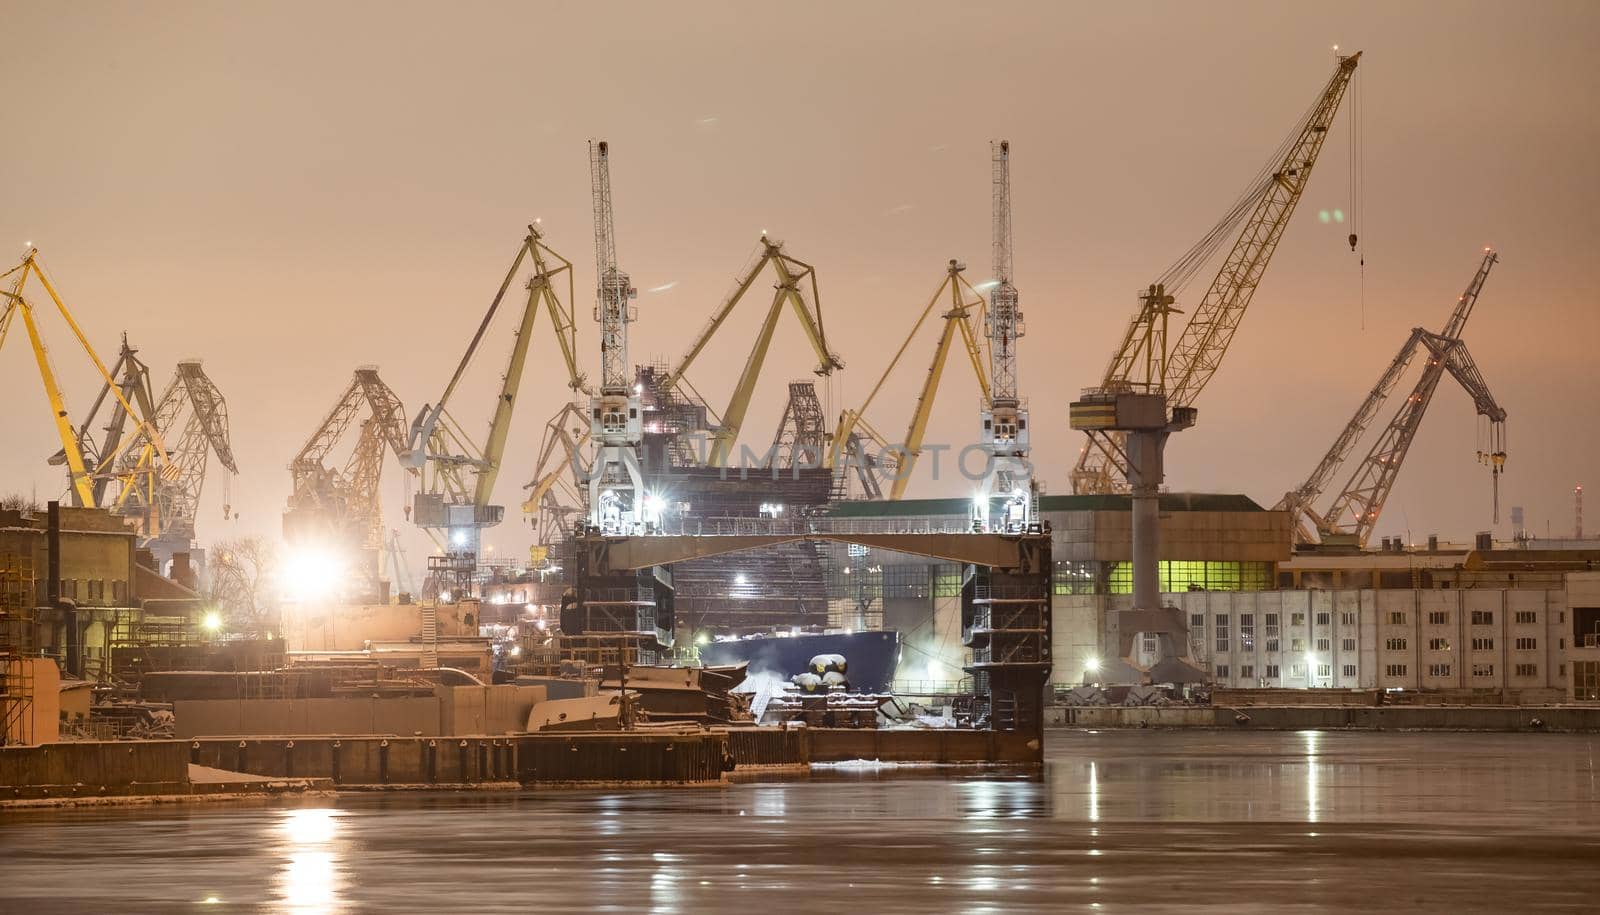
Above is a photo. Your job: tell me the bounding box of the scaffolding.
[1,552,37,745]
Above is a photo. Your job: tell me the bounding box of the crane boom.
[591,140,632,394]
[975,139,1034,531]
[1316,250,1505,546]
[1073,52,1361,493]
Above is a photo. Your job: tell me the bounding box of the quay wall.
[1048,705,1600,731]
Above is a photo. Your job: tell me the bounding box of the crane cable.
[1153,87,1326,297]
[1347,65,1366,328]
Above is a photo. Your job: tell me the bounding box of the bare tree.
[1,493,40,512]
[207,536,280,637]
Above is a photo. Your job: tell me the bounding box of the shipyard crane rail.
[0,249,169,518]
[1308,250,1506,547]
[1072,51,1361,494]
[661,235,844,468]
[405,224,583,555]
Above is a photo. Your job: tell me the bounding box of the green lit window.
[1106,560,1273,594]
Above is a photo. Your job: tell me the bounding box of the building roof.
[822,492,1268,518]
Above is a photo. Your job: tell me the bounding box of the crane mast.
[1316,250,1506,547]
[1072,51,1361,494]
[586,140,648,533]
[975,139,1034,531]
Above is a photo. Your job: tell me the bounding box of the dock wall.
[1049,705,1600,731]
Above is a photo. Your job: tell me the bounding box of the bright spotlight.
[279,547,347,602]
[1084,656,1102,673]
[200,611,224,633]
[734,573,749,586]
[695,631,710,646]
[451,530,469,547]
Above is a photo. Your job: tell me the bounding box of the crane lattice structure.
[1071,52,1361,494]
[405,222,584,570]
[114,359,239,555]
[660,234,843,469]
[828,259,989,501]
[285,367,413,589]
[974,139,1034,531]
[584,140,649,534]
[1289,249,1507,548]
[1,249,169,525]
[769,381,828,471]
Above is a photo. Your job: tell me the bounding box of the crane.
[1071,51,1362,494]
[113,359,239,561]
[284,367,413,591]
[1,249,168,519]
[659,234,843,469]
[827,258,989,501]
[584,139,650,534]
[521,399,594,555]
[51,335,157,508]
[974,139,1034,531]
[1295,249,1507,548]
[405,222,584,567]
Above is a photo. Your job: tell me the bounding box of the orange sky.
[2,1,1597,562]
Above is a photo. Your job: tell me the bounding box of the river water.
[4,730,1598,912]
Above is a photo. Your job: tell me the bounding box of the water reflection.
[276,808,345,913]
[1303,730,1321,823]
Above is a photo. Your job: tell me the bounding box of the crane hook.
[1348,232,1358,252]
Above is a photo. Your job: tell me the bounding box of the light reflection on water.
[276,808,345,913]
[2,732,1598,913]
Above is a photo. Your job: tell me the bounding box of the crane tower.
[587,140,648,533]
[974,139,1034,531]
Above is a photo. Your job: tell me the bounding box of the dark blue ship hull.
[699,630,900,693]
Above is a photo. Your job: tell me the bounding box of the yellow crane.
[0,249,168,519]
[659,235,843,467]
[827,259,990,501]
[1071,51,1362,493]
[405,224,585,561]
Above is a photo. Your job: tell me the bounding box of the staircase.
[420,604,439,669]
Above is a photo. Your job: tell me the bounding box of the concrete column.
[1126,429,1166,613]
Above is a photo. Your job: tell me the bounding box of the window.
[1389,611,1408,625]
[1385,664,1408,678]
[61,579,78,599]
[1471,637,1495,651]
[1428,638,1452,651]
[1215,665,1230,680]
[88,579,104,601]
[1240,665,1254,679]
[1514,663,1538,678]
[1427,664,1452,677]
[1216,614,1231,653]
[1342,664,1357,678]
[1342,638,1356,652]
[1515,637,1537,651]
[1266,639,1280,653]
[1265,664,1280,679]
[1386,637,1408,651]
[1291,612,1307,627]
[1514,611,1538,625]
[1291,637,1306,652]
[1290,663,1306,679]
[1240,614,1255,650]
[1316,612,1331,627]
[112,579,127,602]
[1141,633,1157,654]
[1471,610,1494,626]
[1190,613,1205,630]
[1341,611,1356,626]
[1428,611,1450,625]
[1265,613,1280,635]
[1316,638,1330,652]
[1316,664,1331,678]
[1472,663,1495,678]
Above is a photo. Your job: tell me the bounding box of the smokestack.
[46,500,60,608]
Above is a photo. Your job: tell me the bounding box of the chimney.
[171,552,196,591]
[1427,534,1438,552]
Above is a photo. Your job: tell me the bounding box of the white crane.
[586,140,648,533]
[974,140,1035,531]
